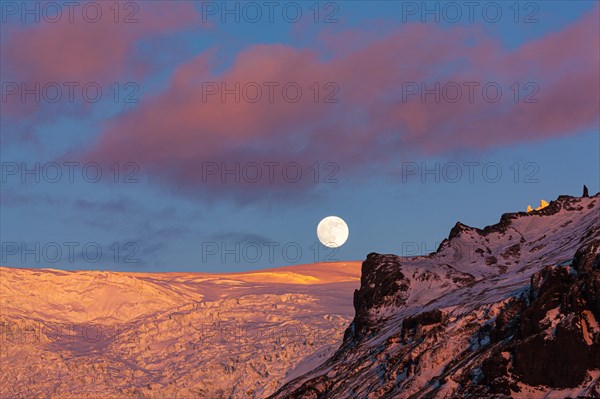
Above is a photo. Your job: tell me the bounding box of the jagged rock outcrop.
[509,243,600,389]
[270,193,600,399]
[352,254,410,337]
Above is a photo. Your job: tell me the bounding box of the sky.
[1,0,598,272]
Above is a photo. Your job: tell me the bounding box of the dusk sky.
[1,0,598,272]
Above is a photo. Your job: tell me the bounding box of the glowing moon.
[317,216,349,248]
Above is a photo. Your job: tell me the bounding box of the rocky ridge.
[270,193,600,399]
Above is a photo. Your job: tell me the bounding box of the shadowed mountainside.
[271,193,600,399]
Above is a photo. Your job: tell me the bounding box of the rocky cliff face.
[270,194,600,399]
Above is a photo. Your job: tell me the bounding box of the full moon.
[317,216,349,248]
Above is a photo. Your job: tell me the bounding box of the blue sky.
[1,1,598,272]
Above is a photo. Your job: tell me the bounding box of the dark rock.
[480,352,510,395]
[448,222,472,240]
[512,320,589,388]
[485,256,498,266]
[509,240,600,388]
[351,253,409,339]
[269,194,600,399]
[572,239,600,274]
[584,185,590,197]
[401,310,443,342]
[501,244,521,259]
[489,297,525,342]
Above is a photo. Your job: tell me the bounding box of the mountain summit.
[271,193,600,399]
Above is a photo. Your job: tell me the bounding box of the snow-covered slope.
[0,262,361,398]
[3,193,598,399]
[270,193,600,399]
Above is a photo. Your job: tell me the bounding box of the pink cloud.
[77,5,599,201]
[1,1,203,118]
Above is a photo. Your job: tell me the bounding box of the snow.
[541,307,562,340]
[0,262,361,398]
[3,195,598,398]
[581,309,599,346]
[271,195,600,398]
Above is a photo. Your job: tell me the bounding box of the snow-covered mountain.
[270,192,600,399]
[2,192,598,399]
[0,262,361,398]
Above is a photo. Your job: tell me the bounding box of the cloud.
[63,219,192,270]
[73,197,137,214]
[72,5,599,203]
[1,1,203,119]
[0,190,60,207]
